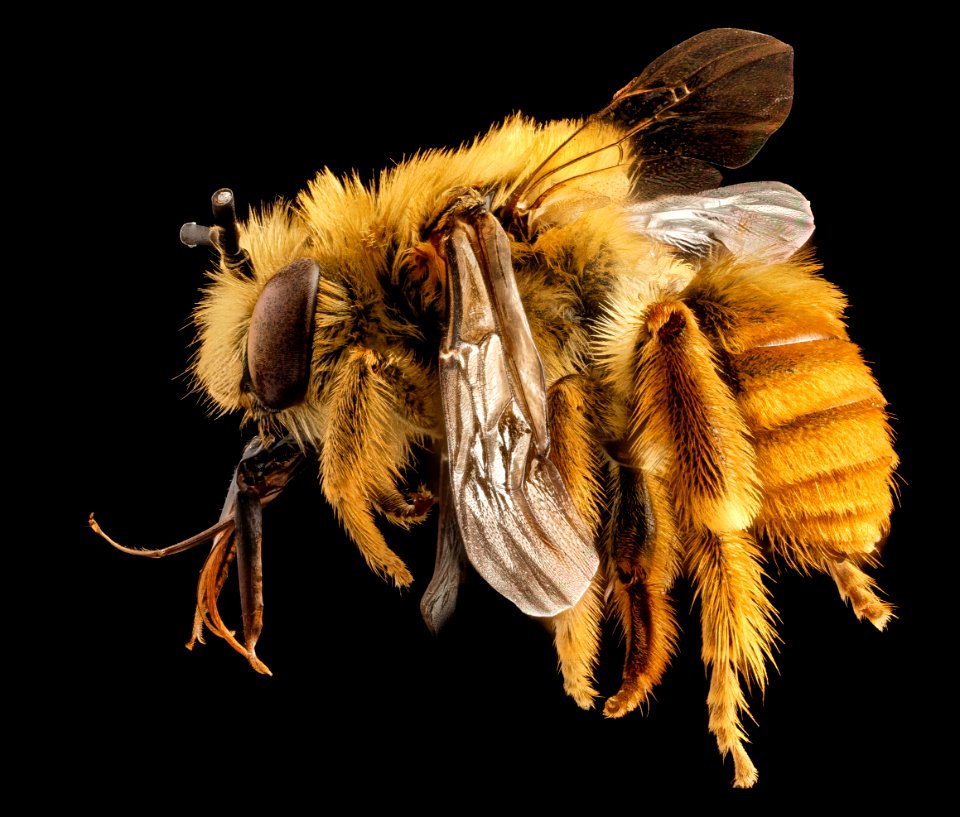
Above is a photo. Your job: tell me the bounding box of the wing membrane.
[510,28,794,214]
[438,197,598,617]
[626,181,814,261]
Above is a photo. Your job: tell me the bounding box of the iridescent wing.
[437,194,598,618]
[626,181,814,261]
[429,30,805,625]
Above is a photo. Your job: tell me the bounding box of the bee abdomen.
[730,336,897,564]
[735,338,882,430]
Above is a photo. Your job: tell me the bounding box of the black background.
[47,9,939,808]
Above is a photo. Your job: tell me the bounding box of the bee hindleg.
[630,298,775,787]
[691,258,898,632]
[688,530,775,788]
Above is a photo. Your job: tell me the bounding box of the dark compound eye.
[246,258,321,410]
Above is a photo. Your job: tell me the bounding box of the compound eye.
[247,258,321,410]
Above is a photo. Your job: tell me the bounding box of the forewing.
[420,451,469,634]
[438,199,598,617]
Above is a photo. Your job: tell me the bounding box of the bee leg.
[688,529,774,788]
[690,258,898,635]
[377,350,439,436]
[371,352,439,526]
[321,347,418,586]
[826,557,894,630]
[603,467,681,716]
[374,485,436,526]
[631,299,775,787]
[546,375,606,707]
[551,578,604,708]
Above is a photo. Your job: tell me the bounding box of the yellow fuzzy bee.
[91,28,897,788]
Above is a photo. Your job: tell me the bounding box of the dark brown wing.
[506,28,794,217]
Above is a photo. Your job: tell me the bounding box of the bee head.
[185,189,323,435]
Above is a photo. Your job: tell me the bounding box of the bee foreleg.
[366,352,438,525]
[321,347,421,586]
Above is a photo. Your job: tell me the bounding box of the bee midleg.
[633,298,775,788]
[321,346,420,586]
[374,350,441,524]
[602,464,681,717]
[550,574,604,709]
[544,374,605,708]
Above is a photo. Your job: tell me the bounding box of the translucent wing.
[437,195,598,617]
[419,450,469,634]
[626,181,814,261]
[430,29,797,621]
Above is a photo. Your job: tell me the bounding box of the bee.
[90,28,898,788]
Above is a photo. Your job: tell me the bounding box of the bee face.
[93,28,898,789]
